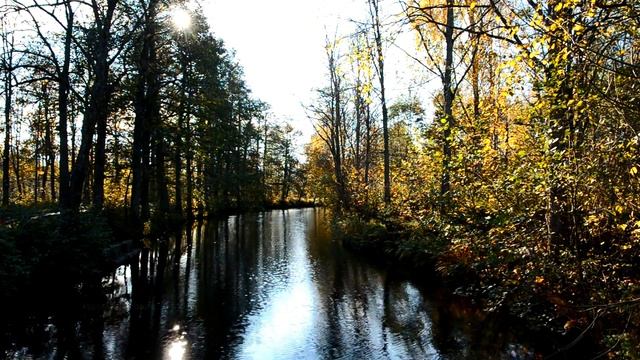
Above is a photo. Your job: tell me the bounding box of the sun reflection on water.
[166,338,188,360]
[165,324,188,360]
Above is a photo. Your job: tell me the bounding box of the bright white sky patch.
[204,0,360,141]
[203,0,436,149]
[171,7,192,31]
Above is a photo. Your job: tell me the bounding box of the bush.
[0,208,112,312]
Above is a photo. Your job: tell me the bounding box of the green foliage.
[337,215,388,248]
[0,207,112,309]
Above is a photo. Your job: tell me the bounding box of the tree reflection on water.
[3,209,562,359]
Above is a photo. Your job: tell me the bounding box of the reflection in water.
[165,325,188,360]
[167,338,188,360]
[233,211,318,359]
[4,208,554,359]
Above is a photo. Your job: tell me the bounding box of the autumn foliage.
[306,0,639,356]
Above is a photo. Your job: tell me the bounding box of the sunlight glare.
[171,7,191,31]
[166,338,188,360]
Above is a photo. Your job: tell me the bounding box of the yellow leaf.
[573,24,585,32]
[554,2,563,12]
[469,1,477,11]
[631,166,638,176]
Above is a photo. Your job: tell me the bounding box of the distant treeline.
[0,0,308,221]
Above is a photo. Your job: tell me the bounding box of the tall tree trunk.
[42,140,48,201]
[546,0,575,252]
[281,145,289,203]
[148,22,169,214]
[2,30,14,206]
[330,54,346,209]
[262,119,268,202]
[70,110,97,208]
[185,84,193,218]
[370,0,391,204]
[2,65,11,206]
[462,15,482,189]
[154,131,170,213]
[83,146,92,205]
[174,120,183,214]
[354,77,363,172]
[113,132,121,182]
[85,0,117,209]
[364,104,371,187]
[235,117,243,207]
[131,93,146,220]
[185,126,193,218]
[93,114,107,207]
[441,0,455,202]
[131,0,159,221]
[468,3,481,126]
[175,50,189,214]
[34,127,39,205]
[57,1,73,209]
[44,87,56,202]
[141,131,150,219]
[11,135,22,195]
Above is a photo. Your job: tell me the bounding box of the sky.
[201,0,435,151]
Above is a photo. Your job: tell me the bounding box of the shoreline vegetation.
[1,200,638,359]
[0,202,636,357]
[1,0,639,357]
[0,201,318,352]
[298,1,640,358]
[333,212,639,358]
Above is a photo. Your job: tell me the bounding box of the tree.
[1,0,274,218]
[368,0,392,204]
[403,0,482,207]
[131,0,163,220]
[1,19,16,206]
[82,0,122,209]
[309,36,350,210]
[348,33,375,193]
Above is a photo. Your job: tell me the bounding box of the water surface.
[9,208,553,359]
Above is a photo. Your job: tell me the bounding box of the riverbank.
[199,200,319,219]
[0,201,320,303]
[0,206,115,351]
[3,208,582,359]
[335,214,639,359]
[0,200,320,286]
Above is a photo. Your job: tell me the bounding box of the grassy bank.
[0,206,116,350]
[335,214,639,359]
[0,206,115,305]
[0,202,318,308]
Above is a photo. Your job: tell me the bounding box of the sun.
[171,7,191,31]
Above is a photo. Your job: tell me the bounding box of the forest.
[1,0,639,358]
[0,0,309,355]
[0,0,307,218]
[303,0,639,357]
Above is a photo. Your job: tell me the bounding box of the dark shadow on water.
[2,208,593,359]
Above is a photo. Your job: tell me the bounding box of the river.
[7,208,564,359]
